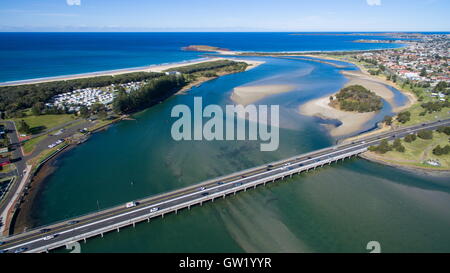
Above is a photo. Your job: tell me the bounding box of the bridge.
[0,118,449,253]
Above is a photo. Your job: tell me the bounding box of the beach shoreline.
[0,57,261,87]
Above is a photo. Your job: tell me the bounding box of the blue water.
[0,32,405,82]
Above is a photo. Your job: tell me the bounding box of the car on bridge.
[43,234,56,241]
[126,202,137,208]
[68,220,79,225]
[40,228,51,233]
[150,207,159,213]
[14,247,27,253]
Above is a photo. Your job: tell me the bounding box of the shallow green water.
[30,57,450,253]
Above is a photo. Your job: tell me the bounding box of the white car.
[43,235,55,241]
[199,187,205,191]
[126,202,137,208]
[150,207,159,213]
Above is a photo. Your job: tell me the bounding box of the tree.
[383,115,393,126]
[419,67,427,77]
[373,139,392,154]
[404,134,416,143]
[392,139,405,152]
[396,111,411,123]
[433,145,450,156]
[79,106,90,119]
[31,102,44,116]
[18,120,31,134]
[417,130,433,140]
[436,126,450,136]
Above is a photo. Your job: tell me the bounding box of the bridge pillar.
[223,194,225,199]
[244,188,247,192]
[162,213,165,218]
[200,202,203,206]
[254,185,256,189]
[133,222,136,228]
[84,238,86,243]
[234,191,236,195]
[175,209,178,214]
[147,218,150,223]
[117,227,120,232]
[101,233,104,238]
[188,205,190,210]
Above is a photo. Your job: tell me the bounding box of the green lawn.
[22,134,47,154]
[372,132,450,169]
[12,110,76,135]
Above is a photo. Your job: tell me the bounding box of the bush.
[417,130,433,140]
[383,115,393,126]
[392,139,405,152]
[404,134,417,143]
[433,145,450,156]
[436,126,450,136]
[396,111,411,123]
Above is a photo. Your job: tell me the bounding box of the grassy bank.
[365,130,450,170]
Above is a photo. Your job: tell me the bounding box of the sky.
[0,0,449,32]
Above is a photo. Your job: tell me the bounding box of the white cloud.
[66,0,81,6]
[366,0,381,6]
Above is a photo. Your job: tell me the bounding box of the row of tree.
[0,71,163,117]
[112,75,186,114]
[165,60,248,74]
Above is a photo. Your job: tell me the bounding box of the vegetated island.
[182,45,237,55]
[330,84,383,113]
[300,83,385,137]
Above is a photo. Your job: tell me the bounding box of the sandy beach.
[299,64,417,137]
[230,84,296,105]
[299,95,376,137]
[0,57,263,87]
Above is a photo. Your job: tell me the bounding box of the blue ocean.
[0,32,405,82]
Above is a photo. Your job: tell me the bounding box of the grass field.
[22,134,46,154]
[12,110,76,135]
[367,131,450,170]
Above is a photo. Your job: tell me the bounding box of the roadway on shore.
[0,118,449,253]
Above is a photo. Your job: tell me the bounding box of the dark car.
[217,182,224,185]
[68,221,79,225]
[234,182,243,187]
[201,192,209,196]
[40,228,51,233]
[14,247,27,253]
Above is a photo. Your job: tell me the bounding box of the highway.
[0,118,449,253]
